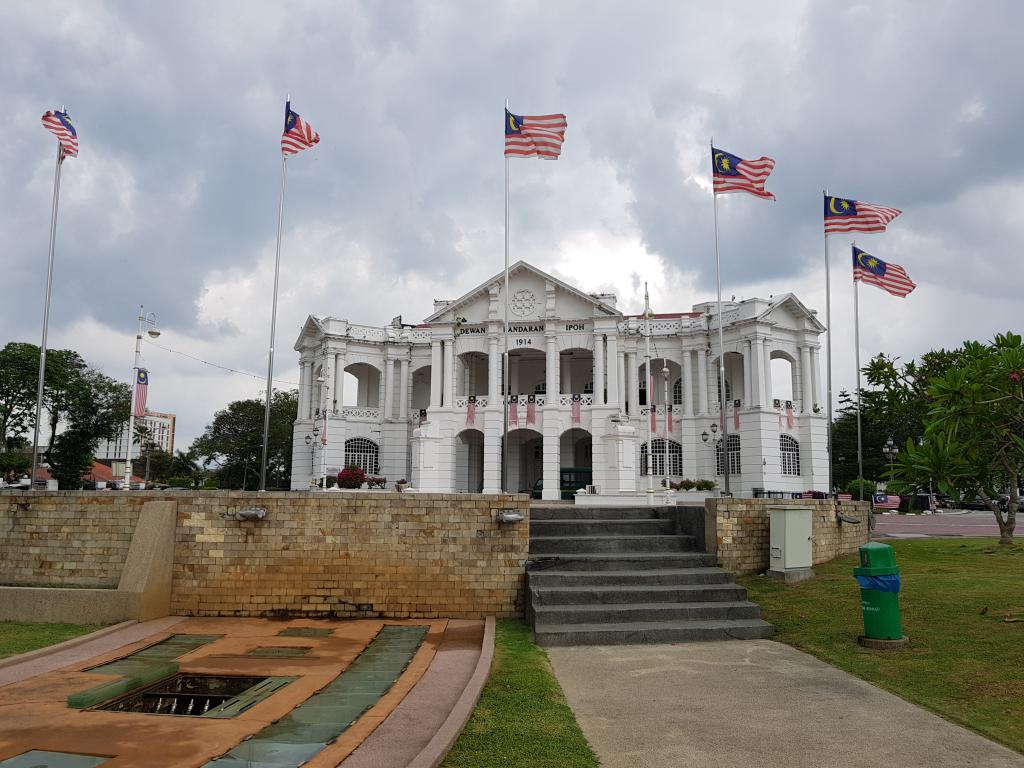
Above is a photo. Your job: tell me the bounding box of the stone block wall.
[706,498,870,575]
[170,491,529,619]
[0,494,141,587]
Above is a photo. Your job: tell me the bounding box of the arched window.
[640,439,683,476]
[780,434,801,476]
[672,379,683,405]
[344,438,380,475]
[715,434,741,476]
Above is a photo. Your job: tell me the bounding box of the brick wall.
[170,491,529,619]
[706,498,870,575]
[0,495,141,587]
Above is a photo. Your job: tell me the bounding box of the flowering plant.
[337,466,367,489]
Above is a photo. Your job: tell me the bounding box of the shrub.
[694,479,717,491]
[337,466,366,489]
[845,478,875,500]
[167,476,193,489]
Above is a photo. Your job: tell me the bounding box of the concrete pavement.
[874,510,1002,538]
[548,640,1024,768]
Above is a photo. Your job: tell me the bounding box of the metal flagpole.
[643,283,653,502]
[30,134,66,490]
[662,355,670,494]
[502,99,510,494]
[260,124,289,492]
[123,306,146,489]
[711,138,731,496]
[824,189,834,498]
[853,242,864,502]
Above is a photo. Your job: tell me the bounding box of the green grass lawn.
[440,619,598,768]
[741,538,1024,753]
[0,622,106,660]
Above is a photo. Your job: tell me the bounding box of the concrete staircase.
[527,506,774,646]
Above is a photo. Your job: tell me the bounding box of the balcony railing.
[338,407,381,421]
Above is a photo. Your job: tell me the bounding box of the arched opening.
[508,348,546,397]
[454,429,485,492]
[411,364,431,411]
[344,363,381,408]
[769,351,796,406]
[344,437,380,475]
[638,359,682,406]
[559,348,593,395]
[559,428,592,498]
[641,439,683,476]
[504,428,543,494]
[456,352,489,397]
[780,434,801,476]
[715,434,741,476]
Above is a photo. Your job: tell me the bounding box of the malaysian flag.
[41,109,78,159]
[712,147,775,200]
[824,195,901,234]
[872,493,901,510]
[504,110,567,159]
[281,101,320,156]
[853,247,916,298]
[133,369,149,417]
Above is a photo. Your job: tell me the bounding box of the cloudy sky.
[3,1,1021,449]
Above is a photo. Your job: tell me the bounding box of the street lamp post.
[661,364,670,494]
[882,437,899,486]
[304,423,321,488]
[701,421,719,484]
[124,305,159,490]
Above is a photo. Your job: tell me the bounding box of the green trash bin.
[853,541,903,640]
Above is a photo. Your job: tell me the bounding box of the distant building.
[95,410,176,461]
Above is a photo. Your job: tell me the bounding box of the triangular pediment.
[423,261,620,325]
[759,294,825,332]
[293,315,326,351]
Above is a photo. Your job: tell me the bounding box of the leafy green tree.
[893,333,1023,544]
[191,389,298,490]
[0,342,42,451]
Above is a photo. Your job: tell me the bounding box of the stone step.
[534,618,776,646]
[531,599,759,625]
[528,567,733,588]
[530,535,695,555]
[528,552,718,570]
[530,507,660,521]
[531,583,747,606]
[530,518,675,537]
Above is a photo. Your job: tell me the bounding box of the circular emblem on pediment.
[510,289,537,317]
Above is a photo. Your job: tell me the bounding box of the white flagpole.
[824,189,834,498]
[502,99,510,494]
[711,138,731,496]
[853,242,864,502]
[30,126,66,490]
[260,97,290,492]
[643,283,653,502]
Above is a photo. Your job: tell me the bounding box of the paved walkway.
[548,640,1024,768]
[874,510,1002,538]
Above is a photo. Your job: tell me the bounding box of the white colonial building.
[291,262,828,499]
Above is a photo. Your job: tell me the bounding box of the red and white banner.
[526,395,536,425]
[466,397,476,426]
[571,394,582,425]
[508,396,518,426]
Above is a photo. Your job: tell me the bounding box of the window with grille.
[640,439,683,476]
[715,434,741,476]
[534,382,546,394]
[344,437,380,474]
[780,434,800,476]
[672,378,683,405]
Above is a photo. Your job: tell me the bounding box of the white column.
[488,336,499,401]
[763,342,772,404]
[430,340,442,408]
[333,353,345,411]
[443,339,455,408]
[753,337,766,407]
[298,360,309,418]
[801,345,813,412]
[743,342,752,406]
[615,350,625,412]
[307,361,317,418]
[383,357,395,419]
[510,354,520,396]
[606,334,620,407]
[377,363,385,413]
[625,352,637,415]
[399,358,410,419]
[810,347,822,410]
[545,334,559,401]
[594,334,605,405]
[697,351,708,415]
[682,348,694,416]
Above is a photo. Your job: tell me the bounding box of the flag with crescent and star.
[504,109,567,159]
[824,195,901,234]
[852,247,915,298]
[711,147,775,200]
[41,109,78,159]
[133,369,149,417]
[281,101,320,156]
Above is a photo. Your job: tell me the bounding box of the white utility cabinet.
[768,506,813,581]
